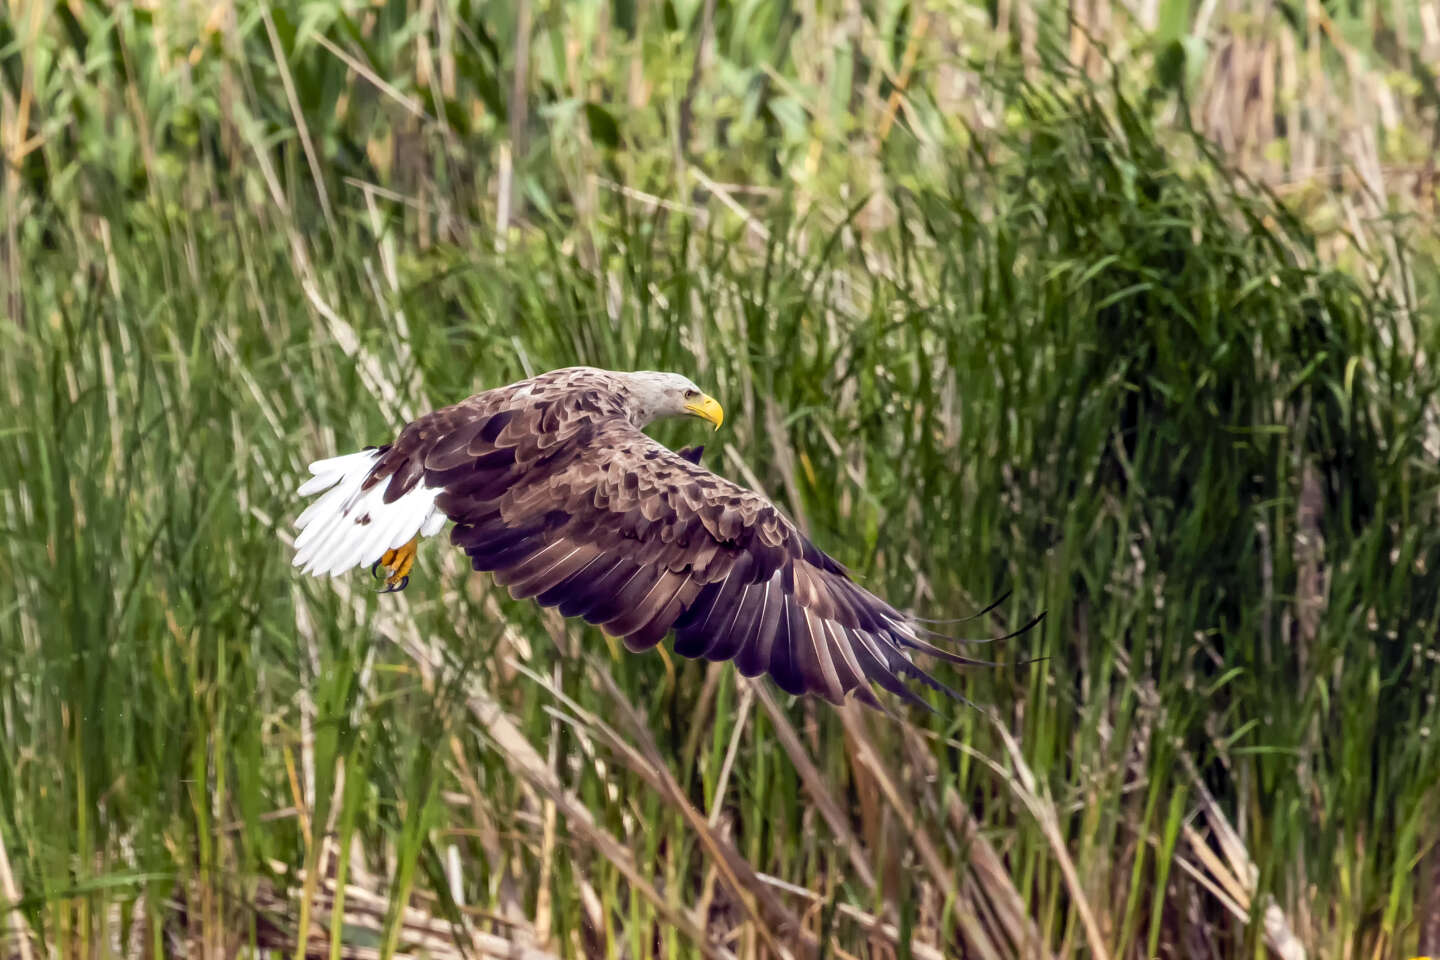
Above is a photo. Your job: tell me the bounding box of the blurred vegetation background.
[3,0,1440,957]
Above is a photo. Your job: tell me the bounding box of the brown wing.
[366,393,1002,710]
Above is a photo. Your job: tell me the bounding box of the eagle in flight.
[292,367,1036,710]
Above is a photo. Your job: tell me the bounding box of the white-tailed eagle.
[292,366,1037,710]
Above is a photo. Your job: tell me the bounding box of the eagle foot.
[374,537,418,593]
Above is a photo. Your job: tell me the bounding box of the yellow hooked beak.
[683,393,724,432]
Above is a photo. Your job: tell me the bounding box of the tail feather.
[292,449,445,578]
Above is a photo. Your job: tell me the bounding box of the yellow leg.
[374,535,418,592]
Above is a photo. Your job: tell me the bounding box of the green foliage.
[1,1,1438,958]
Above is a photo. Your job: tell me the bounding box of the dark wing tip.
[854,608,1047,714]
[908,607,1047,647]
[909,588,1013,626]
[676,445,705,465]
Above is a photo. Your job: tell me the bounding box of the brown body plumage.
[294,366,1035,710]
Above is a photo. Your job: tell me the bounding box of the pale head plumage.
[610,370,719,428]
[496,367,724,430]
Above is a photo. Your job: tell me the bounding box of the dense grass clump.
[2,2,1439,958]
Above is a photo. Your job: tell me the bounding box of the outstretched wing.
[368,402,1016,710]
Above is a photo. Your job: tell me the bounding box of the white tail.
[292,450,446,577]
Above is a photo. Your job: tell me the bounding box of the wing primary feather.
[733,580,776,671]
[691,559,755,661]
[672,577,726,657]
[607,570,680,637]
[496,539,576,590]
[705,581,753,666]
[731,580,776,678]
[691,567,744,636]
[760,596,806,693]
[831,581,892,633]
[493,536,569,582]
[907,589,1013,625]
[628,578,701,652]
[904,606,1046,647]
[749,576,787,677]
[847,630,938,714]
[596,565,667,628]
[533,551,607,609]
[799,613,846,703]
[825,622,870,696]
[554,557,630,618]
[461,514,562,571]
[478,531,553,573]
[714,578,771,667]
[617,573,692,651]
[685,580,728,634]
[509,544,599,600]
[582,563,654,625]
[888,621,1001,667]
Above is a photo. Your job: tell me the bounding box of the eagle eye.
[683,389,700,400]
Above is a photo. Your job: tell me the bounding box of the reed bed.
[1,1,1438,957]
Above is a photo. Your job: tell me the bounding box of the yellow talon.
[377,536,418,592]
